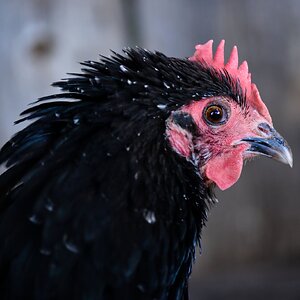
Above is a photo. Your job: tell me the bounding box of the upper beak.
[241,123,293,168]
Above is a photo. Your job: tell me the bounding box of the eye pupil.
[208,108,222,121]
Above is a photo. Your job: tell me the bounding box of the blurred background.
[0,0,299,299]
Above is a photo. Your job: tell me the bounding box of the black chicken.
[0,40,292,300]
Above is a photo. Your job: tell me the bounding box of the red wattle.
[205,149,244,191]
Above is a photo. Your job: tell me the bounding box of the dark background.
[0,0,299,299]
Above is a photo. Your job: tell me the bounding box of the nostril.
[258,123,273,136]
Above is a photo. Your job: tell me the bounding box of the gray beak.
[241,123,293,168]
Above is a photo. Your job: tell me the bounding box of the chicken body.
[0,41,292,300]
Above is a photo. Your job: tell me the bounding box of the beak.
[241,123,293,168]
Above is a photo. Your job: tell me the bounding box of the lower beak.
[241,123,293,168]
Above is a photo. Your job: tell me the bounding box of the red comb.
[189,40,272,123]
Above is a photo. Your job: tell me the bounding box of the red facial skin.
[166,97,272,190]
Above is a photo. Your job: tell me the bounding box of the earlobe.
[166,121,193,159]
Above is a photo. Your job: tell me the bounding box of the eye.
[203,104,229,126]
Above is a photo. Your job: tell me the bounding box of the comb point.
[192,40,213,63]
[214,40,225,65]
[239,60,248,73]
[226,46,239,69]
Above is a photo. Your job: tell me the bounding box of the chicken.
[0,40,292,300]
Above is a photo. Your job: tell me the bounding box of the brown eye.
[203,104,228,125]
